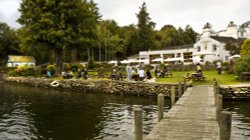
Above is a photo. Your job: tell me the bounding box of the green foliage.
[136,2,157,52]
[225,42,240,55]
[234,54,250,75]
[63,63,71,72]
[46,65,55,73]
[17,0,101,74]
[0,22,20,61]
[240,39,250,56]
[88,58,95,69]
[7,65,36,76]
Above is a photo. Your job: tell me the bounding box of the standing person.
[118,67,123,80]
[111,67,117,80]
[83,68,89,79]
[146,69,152,79]
[138,68,145,81]
[217,60,222,74]
[126,64,132,80]
[76,68,82,79]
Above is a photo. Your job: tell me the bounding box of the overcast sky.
[0,0,250,33]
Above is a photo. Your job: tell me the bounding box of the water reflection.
[0,83,170,140]
[0,83,249,140]
[223,101,250,140]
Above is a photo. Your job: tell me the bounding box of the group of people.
[125,64,152,81]
[61,68,89,79]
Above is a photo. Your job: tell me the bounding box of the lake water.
[0,83,249,140]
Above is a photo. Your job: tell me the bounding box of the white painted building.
[138,21,250,64]
[7,55,36,67]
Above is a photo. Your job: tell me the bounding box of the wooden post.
[158,93,164,122]
[178,82,182,98]
[171,86,176,107]
[220,111,232,140]
[134,108,143,140]
[216,94,223,122]
[183,78,187,92]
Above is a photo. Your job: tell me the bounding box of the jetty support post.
[219,111,232,140]
[171,86,176,107]
[157,93,164,122]
[134,107,143,140]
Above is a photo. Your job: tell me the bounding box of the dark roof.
[210,36,245,44]
[160,44,194,51]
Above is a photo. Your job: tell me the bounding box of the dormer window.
[197,46,201,52]
[212,45,217,52]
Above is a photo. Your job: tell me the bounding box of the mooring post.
[216,94,223,122]
[183,78,187,92]
[157,93,164,122]
[220,111,232,140]
[178,82,182,98]
[134,108,143,140]
[171,86,176,107]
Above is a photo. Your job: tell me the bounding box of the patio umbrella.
[120,60,130,64]
[108,60,117,64]
[152,58,163,62]
[229,54,240,59]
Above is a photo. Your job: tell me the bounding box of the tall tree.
[18,0,92,74]
[136,2,156,52]
[0,22,20,62]
[240,39,250,56]
[225,42,240,55]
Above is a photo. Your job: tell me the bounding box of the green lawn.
[156,71,250,85]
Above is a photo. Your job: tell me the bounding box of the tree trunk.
[71,48,77,63]
[87,47,90,61]
[99,44,101,61]
[55,48,63,76]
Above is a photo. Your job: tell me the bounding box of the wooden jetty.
[145,86,223,140]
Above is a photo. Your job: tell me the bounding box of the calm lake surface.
[0,83,249,140]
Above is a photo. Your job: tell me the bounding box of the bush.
[46,64,55,74]
[234,54,250,75]
[88,58,95,69]
[7,65,36,76]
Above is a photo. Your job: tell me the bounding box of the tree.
[0,22,20,63]
[18,0,93,74]
[136,2,156,52]
[240,39,250,56]
[225,42,240,55]
[234,54,250,75]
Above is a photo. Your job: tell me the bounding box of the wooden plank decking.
[146,86,219,140]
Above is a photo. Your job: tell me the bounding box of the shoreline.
[2,77,250,100]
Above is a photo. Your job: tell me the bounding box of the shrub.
[7,65,36,76]
[88,58,95,69]
[234,54,250,75]
[46,64,55,74]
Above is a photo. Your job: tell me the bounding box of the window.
[177,53,181,57]
[197,46,201,52]
[205,46,207,50]
[212,45,217,52]
[183,52,193,63]
[225,56,229,61]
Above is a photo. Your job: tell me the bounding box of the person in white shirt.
[137,68,145,81]
[216,60,222,74]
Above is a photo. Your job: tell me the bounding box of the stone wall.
[3,77,181,97]
[220,86,250,100]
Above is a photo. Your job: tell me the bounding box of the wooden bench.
[158,71,173,78]
[184,73,206,81]
[238,72,250,81]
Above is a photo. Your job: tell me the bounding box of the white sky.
[0,0,250,33]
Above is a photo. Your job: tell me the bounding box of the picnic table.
[184,72,206,81]
[238,72,250,81]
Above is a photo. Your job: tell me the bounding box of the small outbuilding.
[7,55,36,67]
